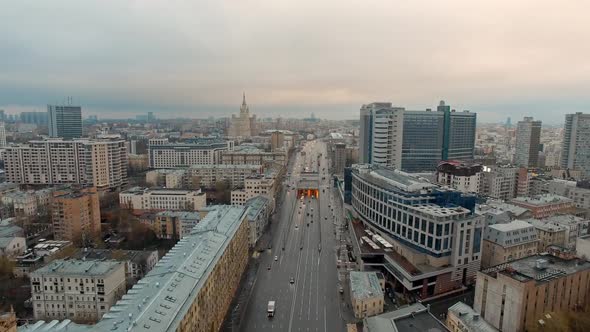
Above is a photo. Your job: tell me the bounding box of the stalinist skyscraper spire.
[228,92,257,137]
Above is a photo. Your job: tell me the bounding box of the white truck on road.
[267,301,275,317]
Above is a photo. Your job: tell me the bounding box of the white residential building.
[3,138,128,190]
[231,175,278,208]
[148,138,233,168]
[436,161,483,193]
[119,187,206,212]
[30,259,126,323]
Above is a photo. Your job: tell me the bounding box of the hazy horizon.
[2,0,589,124]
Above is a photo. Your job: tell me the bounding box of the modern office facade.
[148,138,233,168]
[22,205,250,332]
[561,112,590,179]
[514,117,542,167]
[48,105,82,139]
[360,101,476,172]
[349,164,483,299]
[3,138,128,190]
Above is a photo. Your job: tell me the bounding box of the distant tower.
[506,117,512,128]
[0,122,6,147]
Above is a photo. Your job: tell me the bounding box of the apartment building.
[69,249,159,283]
[119,187,206,213]
[3,138,128,190]
[481,220,538,268]
[561,112,590,179]
[245,195,271,247]
[221,146,287,166]
[524,219,567,252]
[23,206,250,332]
[52,187,101,244]
[142,211,201,240]
[349,164,484,299]
[474,251,590,332]
[546,179,590,210]
[231,174,278,208]
[511,194,575,219]
[30,259,126,323]
[480,166,518,200]
[187,164,262,188]
[436,161,483,193]
[148,138,233,168]
[1,188,53,218]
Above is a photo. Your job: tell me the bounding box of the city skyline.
[1,1,589,123]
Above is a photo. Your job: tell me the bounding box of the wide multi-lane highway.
[241,140,346,332]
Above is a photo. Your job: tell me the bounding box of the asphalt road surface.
[240,140,346,332]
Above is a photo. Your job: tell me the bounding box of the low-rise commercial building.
[0,236,26,257]
[474,252,590,332]
[363,303,449,332]
[546,179,590,210]
[511,195,575,219]
[30,259,126,323]
[350,271,384,319]
[481,220,538,268]
[22,205,250,332]
[119,187,206,213]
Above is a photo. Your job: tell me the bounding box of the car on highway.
[267,265,271,270]
[274,256,278,261]
[289,277,295,284]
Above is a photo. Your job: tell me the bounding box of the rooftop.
[21,205,248,332]
[512,194,573,206]
[188,164,261,170]
[350,271,383,300]
[476,200,530,217]
[121,187,203,196]
[524,219,566,233]
[31,259,123,277]
[363,303,448,332]
[0,224,23,238]
[448,302,499,332]
[488,219,534,233]
[353,164,437,193]
[483,253,590,284]
[245,195,270,219]
[155,211,201,219]
[69,249,157,265]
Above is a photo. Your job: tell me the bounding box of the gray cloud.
[1,0,589,123]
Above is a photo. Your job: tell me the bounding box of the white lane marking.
[324,306,327,332]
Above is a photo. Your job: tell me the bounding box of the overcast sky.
[1,0,589,123]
